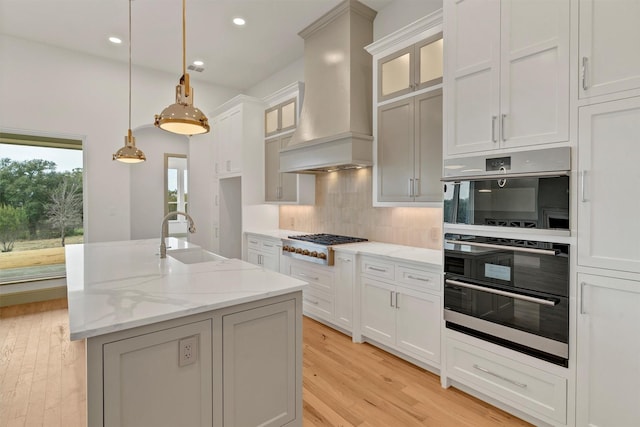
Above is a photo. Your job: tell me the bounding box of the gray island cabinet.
[66,238,306,427]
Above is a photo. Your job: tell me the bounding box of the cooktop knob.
[295,248,303,254]
[303,250,310,255]
[310,251,318,257]
[318,253,327,259]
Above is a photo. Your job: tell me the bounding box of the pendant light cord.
[182,0,186,78]
[128,0,132,133]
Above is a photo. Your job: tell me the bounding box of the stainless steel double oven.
[442,147,571,367]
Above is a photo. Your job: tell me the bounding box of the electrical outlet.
[178,335,198,367]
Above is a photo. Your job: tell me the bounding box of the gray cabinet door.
[264,137,280,201]
[222,299,297,427]
[377,97,415,202]
[414,90,442,203]
[378,91,442,203]
[103,320,213,427]
[279,135,298,202]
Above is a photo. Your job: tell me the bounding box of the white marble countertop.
[244,229,307,239]
[244,230,442,266]
[66,238,307,341]
[332,242,442,266]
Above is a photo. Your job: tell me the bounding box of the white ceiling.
[0,0,393,91]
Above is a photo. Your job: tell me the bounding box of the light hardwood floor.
[0,299,531,426]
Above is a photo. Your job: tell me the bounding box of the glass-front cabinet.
[378,33,443,102]
[265,98,297,137]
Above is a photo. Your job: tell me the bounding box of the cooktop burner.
[288,233,368,246]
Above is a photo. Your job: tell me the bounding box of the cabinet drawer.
[247,237,261,251]
[290,264,333,294]
[396,265,440,292]
[446,338,567,423]
[258,239,280,254]
[246,236,281,254]
[302,289,333,319]
[361,257,395,281]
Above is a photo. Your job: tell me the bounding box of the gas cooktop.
[282,234,368,266]
[288,233,368,246]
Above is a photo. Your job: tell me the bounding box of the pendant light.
[154,0,210,136]
[113,0,146,163]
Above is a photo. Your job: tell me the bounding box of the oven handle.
[441,170,569,182]
[445,239,559,256]
[445,279,558,307]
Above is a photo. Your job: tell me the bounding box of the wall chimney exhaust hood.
[279,0,376,173]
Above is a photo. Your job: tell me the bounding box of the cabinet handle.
[580,170,587,202]
[407,274,430,282]
[368,266,387,273]
[408,178,414,197]
[395,292,400,309]
[338,257,352,263]
[258,254,263,265]
[413,178,420,197]
[263,243,273,248]
[501,114,507,141]
[249,239,258,244]
[304,298,319,305]
[491,116,498,143]
[473,364,527,388]
[390,291,394,308]
[297,272,319,281]
[582,57,589,91]
[215,195,218,206]
[580,281,587,315]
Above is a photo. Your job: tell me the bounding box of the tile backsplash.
[279,168,443,249]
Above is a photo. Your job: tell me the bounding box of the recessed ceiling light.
[233,17,246,26]
[193,60,204,66]
[109,36,122,44]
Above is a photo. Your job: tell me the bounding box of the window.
[164,154,188,237]
[0,132,83,284]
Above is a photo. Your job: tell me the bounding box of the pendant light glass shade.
[114,0,146,163]
[154,0,209,136]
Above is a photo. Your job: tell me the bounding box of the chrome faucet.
[160,211,196,258]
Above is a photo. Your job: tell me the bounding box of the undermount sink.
[168,248,227,264]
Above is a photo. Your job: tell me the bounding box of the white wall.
[245,58,305,100]
[373,0,443,40]
[0,34,239,243]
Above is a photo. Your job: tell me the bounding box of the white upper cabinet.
[216,104,242,175]
[444,0,570,156]
[578,96,640,273]
[212,96,264,177]
[579,0,640,99]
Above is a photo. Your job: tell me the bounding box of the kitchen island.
[66,238,307,427]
